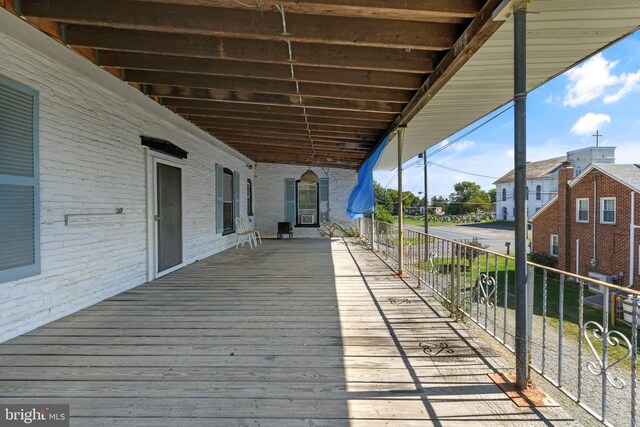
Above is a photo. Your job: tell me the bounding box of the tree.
[373,181,394,213]
[446,181,491,215]
[488,188,497,205]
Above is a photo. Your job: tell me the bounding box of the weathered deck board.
[0,238,575,426]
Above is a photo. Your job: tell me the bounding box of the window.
[576,198,589,223]
[536,185,542,201]
[526,186,529,200]
[247,179,253,216]
[0,76,40,284]
[222,169,234,232]
[502,188,506,201]
[296,181,319,226]
[215,165,238,234]
[601,197,616,224]
[550,235,559,257]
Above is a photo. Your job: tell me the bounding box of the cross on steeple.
[593,130,602,147]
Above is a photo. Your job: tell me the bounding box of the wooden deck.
[0,238,575,426]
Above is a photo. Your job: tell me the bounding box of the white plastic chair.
[242,217,262,245]
[235,217,255,249]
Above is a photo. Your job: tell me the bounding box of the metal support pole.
[424,150,429,235]
[514,0,530,391]
[397,127,406,276]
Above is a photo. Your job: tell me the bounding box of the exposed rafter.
[5,0,501,168]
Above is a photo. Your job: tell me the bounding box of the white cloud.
[564,54,619,107]
[450,140,475,153]
[544,95,554,104]
[570,113,611,136]
[604,70,640,103]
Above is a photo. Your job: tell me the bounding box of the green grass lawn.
[397,216,512,228]
[417,251,635,363]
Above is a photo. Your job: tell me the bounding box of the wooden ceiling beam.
[152,89,403,114]
[248,156,358,169]
[20,0,459,50]
[202,124,379,141]
[124,70,413,103]
[212,129,377,144]
[131,0,481,23]
[179,109,391,129]
[220,141,370,156]
[194,117,381,137]
[98,51,425,90]
[64,26,438,73]
[213,132,374,149]
[162,98,397,121]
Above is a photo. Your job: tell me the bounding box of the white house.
[494,146,616,221]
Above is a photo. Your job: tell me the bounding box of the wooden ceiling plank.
[98,51,425,90]
[194,117,382,135]
[20,0,460,50]
[212,129,377,144]
[202,124,380,141]
[129,0,481,23]
[64,26,438,73]
[152,89,403,114]
[124,70,413,103]
[213,131,373,147]
[161,98,397,121]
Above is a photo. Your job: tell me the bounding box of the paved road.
[405,223,516,254]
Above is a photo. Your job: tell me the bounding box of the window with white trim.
[600,197,616,224]
[550,235,559,257]
[536,185,542,201]
[0,76,40,284]
[502,188,506,201]
[576,198,589,223]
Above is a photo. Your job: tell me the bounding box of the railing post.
[450,242,456,317]
[456,244,462,320]
[371,214,376,251]
[514,0,530,391]
[527,264,535,382]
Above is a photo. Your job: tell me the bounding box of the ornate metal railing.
[359,217,639,427]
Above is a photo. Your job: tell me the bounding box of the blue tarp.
[346,133,391,218]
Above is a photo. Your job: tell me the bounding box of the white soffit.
[375,0,640,171]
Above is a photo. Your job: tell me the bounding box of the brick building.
[531,162,640,289]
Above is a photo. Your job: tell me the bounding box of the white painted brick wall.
[254,163,357,238]
[0,12,257,342]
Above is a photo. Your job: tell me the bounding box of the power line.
[427,161,499,179]
[427,103,514,158]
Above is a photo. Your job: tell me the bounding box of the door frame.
[146,152,186,280]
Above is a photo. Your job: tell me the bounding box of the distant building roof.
[571,163,640,193]
[493,156,567,185]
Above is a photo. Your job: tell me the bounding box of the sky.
[373,31,640,200]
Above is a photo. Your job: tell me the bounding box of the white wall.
[496,177,558,221]
[0,10,254,342]
[254,163,357,238]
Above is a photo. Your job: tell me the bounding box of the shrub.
[456,237,489,266]
[374,205,394,224]
[527,252,558,269]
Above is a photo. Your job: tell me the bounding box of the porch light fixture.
[299,167,319,184]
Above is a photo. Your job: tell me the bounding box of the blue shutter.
[284,178,296,222]
[319,178,329,222]
[233,171,240,230]
[0,76,40,283]
[215,164,223,234]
